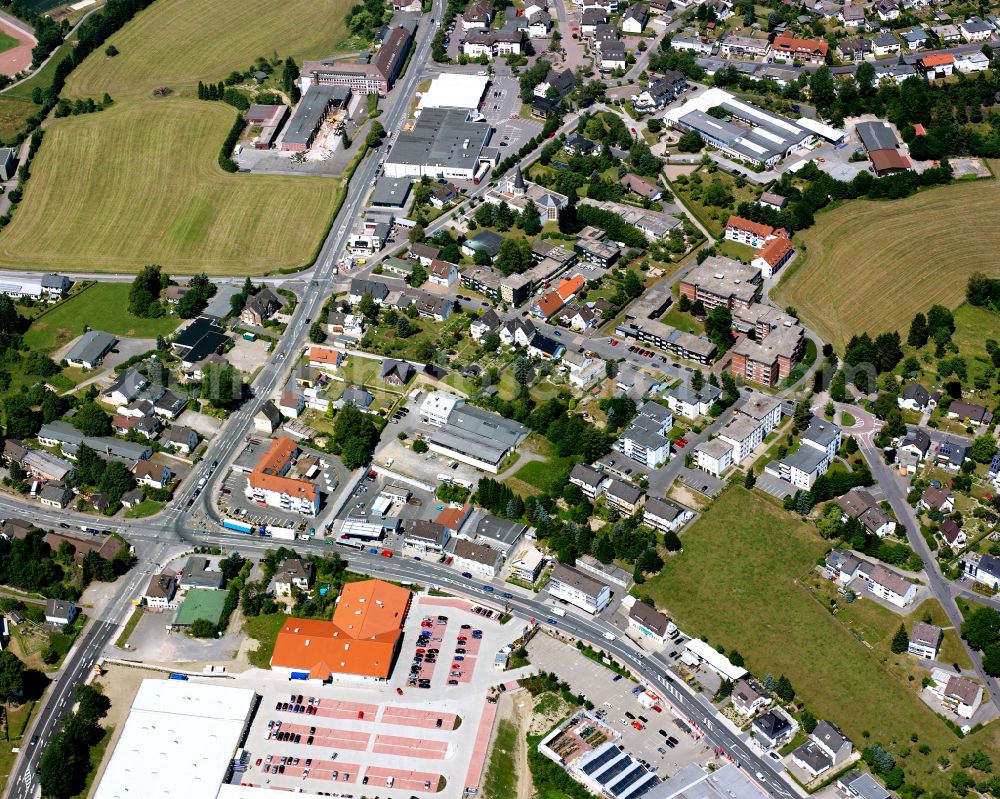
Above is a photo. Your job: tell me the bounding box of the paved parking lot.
[234,595,530,797]
[527,633,711,780]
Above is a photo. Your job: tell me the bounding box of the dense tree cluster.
[559,203,647,249]
[39,685,111,799]
[327,405,381,469]
[175,273,217,319]
[967,271,1000,311]
[128,264,165,318]
[73,443,138,509]
[961,606,1000,676]
[733,160,952,234]
[647,36,706,80]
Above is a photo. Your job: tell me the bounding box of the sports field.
[773,169,1000,352]
[0,0,352,274]
[641,487,1000,790]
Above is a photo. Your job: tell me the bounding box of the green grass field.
[482,719,517,799]
[0,0,354,274]
[244,612,287,669]
[641,487,1000,790]
[773,169,1000,351]
[0,29,19,55]
[23,283,180,352]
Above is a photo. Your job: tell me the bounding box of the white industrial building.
[383,108,496,180]
[94,679,257,799]
[417,73,490,113]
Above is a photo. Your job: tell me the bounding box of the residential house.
[241,288,282,326]
[947,400,992,427]
[470,309,501,342]
[103,368,149,406]
[462,230,504,261]
[621,2,649,32]
[133,460,171,490]
[960,17,992,41]
[631,71,687,111]
[731,677,771,716]
[908,621,942,659]
[627,600,674,645]
[939,519,966,549]
[510,546,546,585]
[598,40,627,71]
[326,312,365,340]
[162,425,199,455]
[751,710,795,750]
[620,173,664,200]
[875,0,899,20]
[562,350,605,389]
[569,463,607,499]
[694,437,735,477]
[929,671,984,718]
[153,389,187,420]
[581,7,608,34]
[770,33,828,64]
[955,51,990,72]
[643,497,692,534]
[548,563,611,613]
[872,31,901,56]
[604,479,646,515]
[44,598,77,627]
[342,386,374,412]
[664,384,721,419]
[271,558,314,596]
[66,330,117,369]
[899,429,931,463]
[918,52,954,78]
[792,721,853,777]
[919,486,954,514]
[838,772,891,799]
[860,562,917,607]
[428,260,459,288]
[615,400,673,468]
[900,27,927,48]
[898,383,930,411]
[837,38,872,61]
[840,3,866,27]
[837,489,896,538]
[144,572,178,609]
[450,538,503,578]
[380,359,414,386]
[254,400,282,434]
[527,334,565,361]
[935,440,968,471]
[38,483,73,509]
[401,519,451,554]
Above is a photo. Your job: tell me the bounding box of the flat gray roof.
[370,176,413,207]
[66,330,117,365]
[388,108,492,171]
[447,403,528,448]
[855,121,898,152]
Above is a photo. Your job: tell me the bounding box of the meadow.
[642,487,999,792]
[773,168,1000,351]
[0,0,354,274]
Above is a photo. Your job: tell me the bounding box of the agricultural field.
[642,487,999,793]
[23,282,181,351]
[0,100,341,274]
[0,0,352,274]
[773,169,1000,351]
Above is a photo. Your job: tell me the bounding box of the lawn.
[482,719,518,799]
[641,487,975,789]
[505,456,573,497]
[115,607,143,648]
[0,29,19,55]
[0,701,36,790]
[0,100,343,274]
[0,0,354,274]
[244,612,288,669]
[124,499,164,518]
[23,283,181,352]
[773,169,1000,351]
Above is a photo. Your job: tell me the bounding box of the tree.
[663,530,682,551]
[308,321,327,343]
[127,264,164,318]
[201,362,242,410]
[983,642,1000,677]
[800,711,817,734]
[855,60,875,93]
[105,44,118,57]
[513,357,532,386]
[907,312,928,347]
[0,650,24,703]
[775,674,795,701]
[365,120,385,148]
[677,130,703,152]
[829,370,848,402]
[412,439,428,454]
[520,199,542,236]
[810,66,836,111]
[358,293,379,322]
[705,306,733,352]
[743,470,756,489]
[966,271,996,307]
[71,401,112,436]
[728,650,744,667]
[971,434,997,463]
[190,618,216,637]
[961,606,1000,650]
[408,223,425,244]
[890,623,909,654]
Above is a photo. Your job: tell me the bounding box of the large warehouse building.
[417,73,490,114]
[94,679,257,799]
[383,108,497,180]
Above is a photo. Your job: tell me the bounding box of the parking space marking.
[372,734,449,759]
[362,765,442,793]
[463,697,498,792]
[380,706,459,729]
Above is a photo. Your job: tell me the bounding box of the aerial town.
[0,0,997,796]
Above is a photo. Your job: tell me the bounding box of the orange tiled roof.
[248,436,316,501]
[754,237,794,267]
[726,215,774,238]
[535,291,566,318]
[257,436,298,475]
[920,53,954,66]
[435,503,471,531]
[308,346,343,366]
[772,33,828,56]
[555,273,585,302]
[271,579,412,679]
